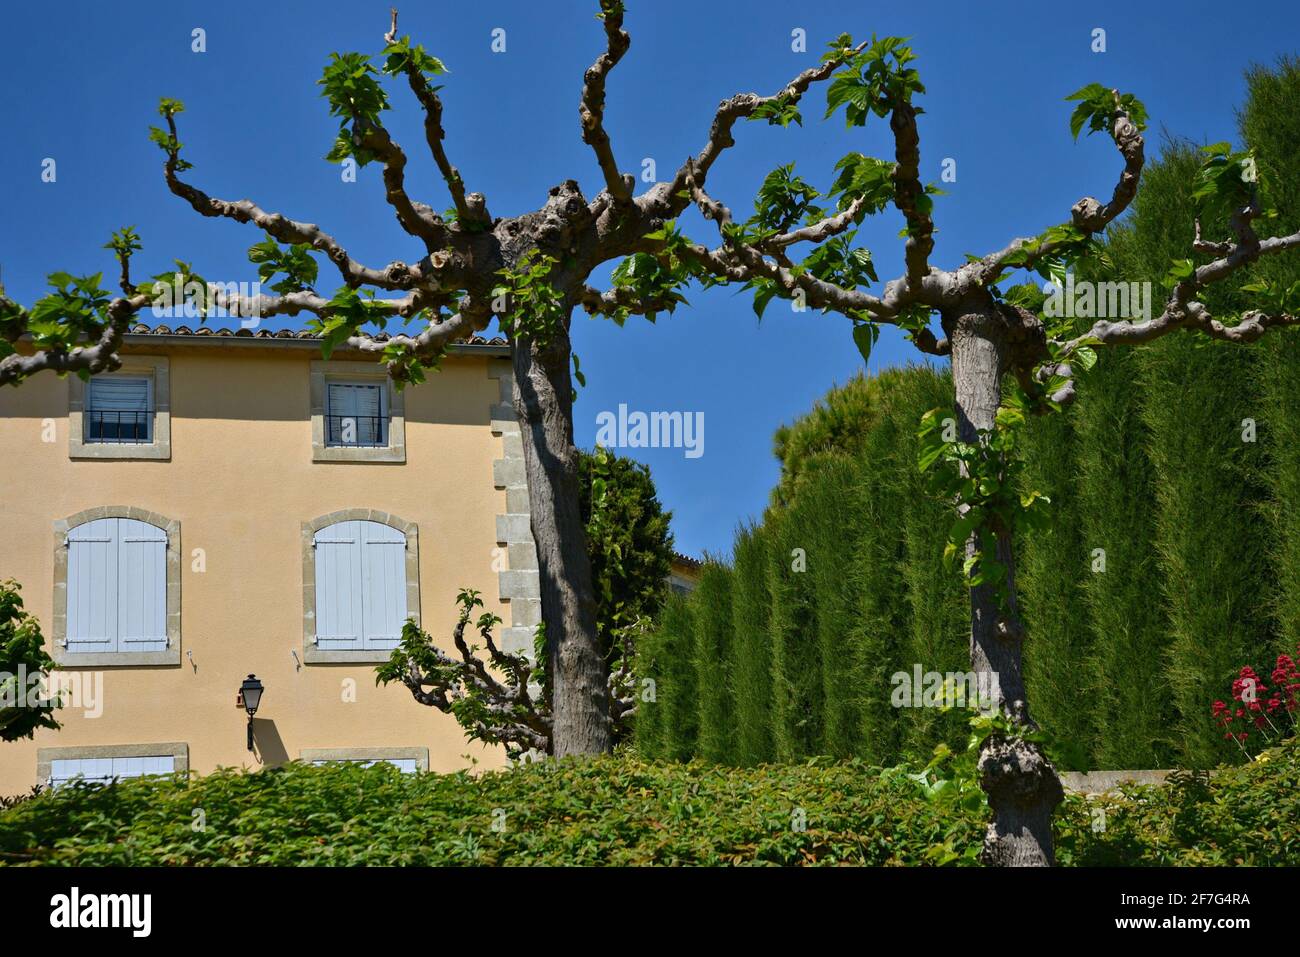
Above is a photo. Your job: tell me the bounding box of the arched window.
[63,514,171,656]
[313,519,409,652]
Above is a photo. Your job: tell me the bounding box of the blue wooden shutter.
[314,521,364,650]
[310,757,418,773]
[117,519,168,651]
[49,753,175,786]
[66,518,118,652]
[50,757,110,785]
[111,754,175,778]
[360,521,407,649]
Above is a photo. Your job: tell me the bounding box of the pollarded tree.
[637,37,1300,865]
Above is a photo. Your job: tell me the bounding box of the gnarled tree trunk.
[948,307,1064,867]
[511,317,611,757]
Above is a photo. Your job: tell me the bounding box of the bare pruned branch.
[683,161,734,233]
[207,287,426,321]
[977,94,1146,285]
[677,237,903,318]
[1069,92,1145,233]
[650,40,868,216]
[0,295,147,386]
[675,170,914,318]
[580,2,634,205]
[1193,217,1233,256]
[1070,301,1299,349]
[386,11,481,227]
[352,118,450,249]
[911,327,952,356]
[768,194,870,249]
[1059,227,1300,351]
[578,284,675,319]
[160,113,414,290]
[346,303,490,362]
[890,99,934,287]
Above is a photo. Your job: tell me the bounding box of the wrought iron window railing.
[325,414,389,448]
[85,410,154,444]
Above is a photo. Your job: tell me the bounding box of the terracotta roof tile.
[125,323,507,347]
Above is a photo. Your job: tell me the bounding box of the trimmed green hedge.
[1,740,1296,866]
[0,757,978,866]
[1054,739,1300,866]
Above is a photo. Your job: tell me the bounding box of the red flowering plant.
[1212,645,1300,759]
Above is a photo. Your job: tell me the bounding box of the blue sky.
[3,0,1298,558]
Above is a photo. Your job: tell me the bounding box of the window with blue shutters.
[310,758,419,773]
[65,518,169,655]
[313,520,407,651]
[300,747,427,770]
[49,753,176,786]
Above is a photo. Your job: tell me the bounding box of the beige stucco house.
[0,323,542,790]
[668,552,702,595]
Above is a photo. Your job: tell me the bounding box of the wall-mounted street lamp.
[239,674,264,752]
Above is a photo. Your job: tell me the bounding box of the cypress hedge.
[890,368,972,760]
[844,374,914,765]
[1017,404,1095,769]
[1242,58,1300,664]
[639,345,1280,770]
[691,561,736,764]
[1071,329,1174,769]
[804,454,871,759]
[636,593,698,761]
[766,503,824,761]
[1115,143,1273,767]
[729,522,775,764]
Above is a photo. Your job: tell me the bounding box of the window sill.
[37,743,189,786]
[303,647,397,664]
[311,444,405,464]
[69,442,170,461]
[51,648,181,668]
[300,747,428,771]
